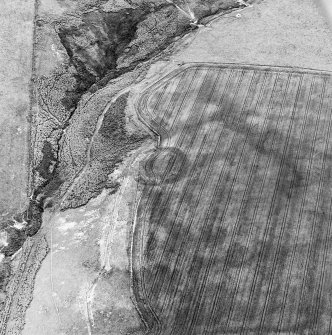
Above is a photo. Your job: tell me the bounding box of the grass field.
[0,0,34,219]
[132,64,332,334]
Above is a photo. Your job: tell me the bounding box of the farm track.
[132,63,332,334]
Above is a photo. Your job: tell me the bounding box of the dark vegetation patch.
[0,258,10,307]
[57,6,149,110]
[99,92,131,140]
[35,140,64,203]
[61,93,148,208]
[0,197,43,259]
[98,92,148,147]
[36,141,58,181]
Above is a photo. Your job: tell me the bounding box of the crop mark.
[144,69,237,297]
[132,64,332,335]
[237,74,304,333]
[172,70,261,335]
[222,72,294,332]
[202,70,280,334]
[293,77,328,332]
[310,88,332,335]
[204,71,284,334]
[156,68,230,311]
[274,77,319,331]
[256,75,317,333]
[143,68,219,301]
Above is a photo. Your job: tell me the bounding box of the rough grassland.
[133,64,332,334]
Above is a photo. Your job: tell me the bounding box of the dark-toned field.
[132,64,332,334]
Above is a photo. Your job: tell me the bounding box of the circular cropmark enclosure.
[139,147,188,185]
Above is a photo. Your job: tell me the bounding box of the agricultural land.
[2,0,332,334]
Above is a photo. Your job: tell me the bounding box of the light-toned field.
[0,0,35,218]
[133,64,332,334]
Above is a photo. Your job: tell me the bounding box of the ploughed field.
[132,64,332,334]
